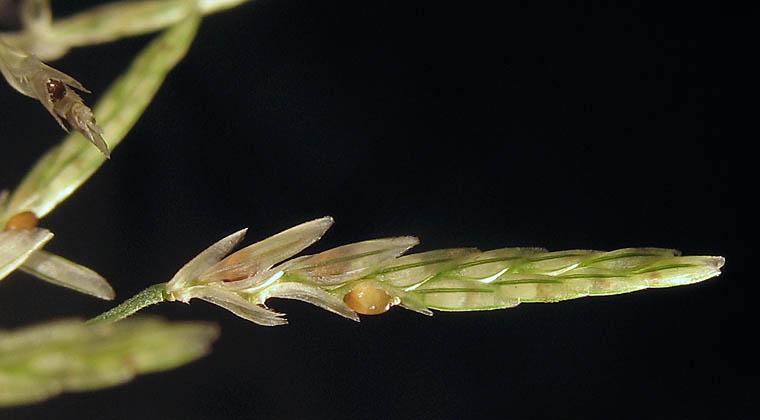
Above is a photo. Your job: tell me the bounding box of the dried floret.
[1,40,109,156]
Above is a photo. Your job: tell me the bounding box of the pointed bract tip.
[316,216,334,227]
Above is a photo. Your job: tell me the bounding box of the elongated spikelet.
[156,218,724,326]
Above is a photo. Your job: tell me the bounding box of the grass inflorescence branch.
[91,218,725,326]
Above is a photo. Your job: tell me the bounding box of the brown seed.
[46,79,66,102]
[343,284,392,315]
[3,211,39,231]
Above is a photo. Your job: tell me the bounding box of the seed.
[344,284,392,315]
[3,211,39,231]
[46,79,66,102]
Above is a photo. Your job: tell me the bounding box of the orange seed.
[344,284,392,315]
[3,211,39,231]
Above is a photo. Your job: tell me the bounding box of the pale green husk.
[19,250,115,300]
[0,317,219,407]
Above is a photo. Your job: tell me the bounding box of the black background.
[1,1,747,419]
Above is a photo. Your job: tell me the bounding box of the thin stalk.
[88,283,168,323]
[1,0,251,60]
